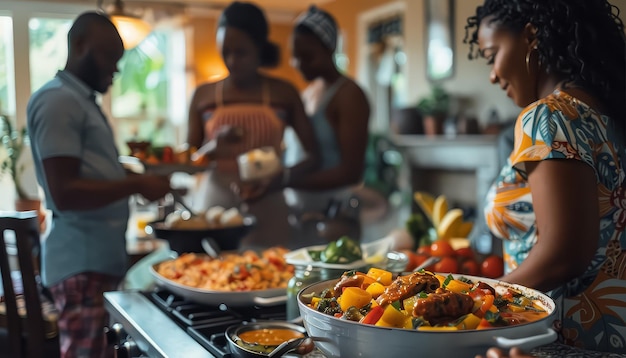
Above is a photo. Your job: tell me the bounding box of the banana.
[413,192,435,222]
[457,221,474,238]
[432,195,448,228]
[437,208,464,240]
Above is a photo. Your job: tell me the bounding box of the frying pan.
[146,214,256,253]
[149,258,287,307]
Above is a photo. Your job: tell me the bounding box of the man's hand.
[137,174,171,202]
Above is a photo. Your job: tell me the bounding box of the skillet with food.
[150,248,292,307]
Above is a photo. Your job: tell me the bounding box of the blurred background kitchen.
[2,0,626,251]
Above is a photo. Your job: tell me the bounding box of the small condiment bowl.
[225,321,307,358]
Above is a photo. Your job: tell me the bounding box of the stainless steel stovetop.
[105,291,215,357]
[104,289,317,358]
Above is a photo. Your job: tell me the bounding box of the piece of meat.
[376,272,440,306]
[412,288,474,325]
[333,274,364,297]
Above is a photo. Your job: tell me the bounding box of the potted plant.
[416,85,450,136]
[0,114,34,208]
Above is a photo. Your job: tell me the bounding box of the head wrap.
[294,6,338,51]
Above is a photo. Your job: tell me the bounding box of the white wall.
[447,0,519,123]
[390,0,626,125]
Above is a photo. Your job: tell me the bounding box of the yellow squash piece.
[366,268,393,286]
[365,282,386,298]
[376,305,409,328]
[456,313,481,330]
[418,326,459,331]
[444,279,472,294]
[339,287,372,312]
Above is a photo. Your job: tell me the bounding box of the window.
[111,28,187,151]
[0,15,15,116]
[29,17,72,93]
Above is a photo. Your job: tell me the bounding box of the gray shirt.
[27,70,129,286]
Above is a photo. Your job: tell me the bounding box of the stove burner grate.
[146,289,290,357]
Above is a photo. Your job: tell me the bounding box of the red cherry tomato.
[402,250,424,271]
[459,259,481,276]
[417,245,431,255]
[162,146,174,163]
[430,240,456,257]
[480,255,504,278]
[455,247,475,260]
[434,256,459,274]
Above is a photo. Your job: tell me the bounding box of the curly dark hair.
[464,0,626,139]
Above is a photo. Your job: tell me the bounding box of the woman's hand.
[476,347,535,358]
[233,173,281,202]
[215,125,244,143]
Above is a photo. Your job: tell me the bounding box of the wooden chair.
[0,210,59,358]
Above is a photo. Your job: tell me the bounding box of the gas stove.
[104,289,306,358]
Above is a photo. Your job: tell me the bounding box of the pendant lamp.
[107,0,152,50]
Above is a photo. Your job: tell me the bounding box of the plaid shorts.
[49,272,120,358]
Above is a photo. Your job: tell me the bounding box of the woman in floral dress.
[465,0,626,355]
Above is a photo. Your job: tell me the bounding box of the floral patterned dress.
[484,90,626,353]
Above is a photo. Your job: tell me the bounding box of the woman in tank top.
[285,7,371,216]
[187,2,319,250]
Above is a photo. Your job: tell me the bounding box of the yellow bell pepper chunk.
[365,282,386,298]
[403,295,418,311]
[370,298,379,308]
[375,319,394,327]
[339,287,372,312]
[402,316,414,329]
[418,326,459,331]
[445,279,472,294]
[435,274,447,287]
[311,297,321,310]
[366,267,393,286]
[456,313,481,330]
[377,305,408,328]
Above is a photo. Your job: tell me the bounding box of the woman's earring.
[526,47,538,75]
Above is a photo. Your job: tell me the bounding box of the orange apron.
[193,81,292,249]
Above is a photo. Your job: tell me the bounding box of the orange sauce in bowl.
[239,328,305,346]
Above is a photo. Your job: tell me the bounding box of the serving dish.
[283,236,394,271]
[146,214,256,253]
[149,251,290,307]
[225,321,308,357]
[118,155,211,176]
[297,274,557,358]
[143,162,211,176]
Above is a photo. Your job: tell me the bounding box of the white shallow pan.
[150,261,287,307]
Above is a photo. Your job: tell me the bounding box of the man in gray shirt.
[27,12,170,357]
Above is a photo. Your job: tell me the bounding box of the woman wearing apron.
[284,7,371,240]
[187,2,319,250]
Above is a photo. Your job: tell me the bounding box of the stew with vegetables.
[302,269,549,331]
